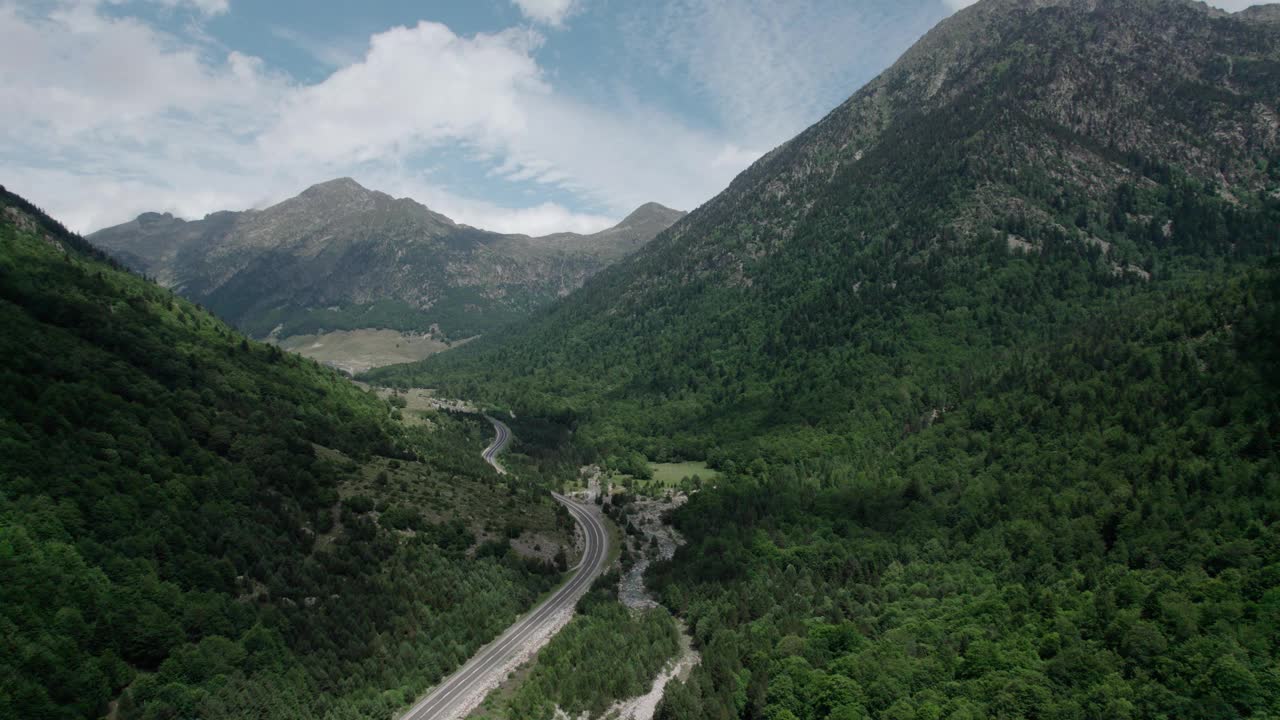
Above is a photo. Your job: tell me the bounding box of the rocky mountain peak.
[299,177,372,200]
[87,182,685,340]
[619,202,685,227]
[136,210,180,223]
[1238,4,1280,23]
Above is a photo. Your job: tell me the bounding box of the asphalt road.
[397,421,608,720]
[481,415,511,474]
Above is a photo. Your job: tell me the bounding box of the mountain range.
[364,1,1280,717]
[374,0,1279,456]
[88,179,684,342]
[4,0,1280,718]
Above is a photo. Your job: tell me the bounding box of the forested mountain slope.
[369,0,1280,463]
[651,266,1280,718]
[88,179,683,340]
[0,187,573,720]
[364,0,1280,717]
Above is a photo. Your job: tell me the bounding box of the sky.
[2,0,1275,235]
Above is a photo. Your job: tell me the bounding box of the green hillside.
[0,188,570,720]
[651,265,1280,718]
[366,0,1280,468]
[363,0,1280,716]
[87,179,684,342]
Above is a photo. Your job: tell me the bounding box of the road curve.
[397,425,608,720]
[481,415,511,474]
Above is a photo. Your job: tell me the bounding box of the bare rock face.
[529,202,691,262]
[87,180,684,339]
[1237,4,1280,24]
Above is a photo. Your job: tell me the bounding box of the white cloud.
[17,0,1273,239]
[97,0,230,15]
[269,26,363,68]
[4,166,263,234]
[151,0,228,13]
[456,202,615,236]
[474,204,614,235]
[638,0,1279,150]
[511,0,578,27]
[256,19,752,217]
[629,0,943,148]
[1208,0,1280,9]
[0,3,276,137]
[1,3,752,236]
[258,24,546,165]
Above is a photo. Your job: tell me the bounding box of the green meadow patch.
[650,461,720,486]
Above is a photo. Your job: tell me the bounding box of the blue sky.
[2,0,1273,234]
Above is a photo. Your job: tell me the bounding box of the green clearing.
[606,460,722,498]
[650,460,720,486]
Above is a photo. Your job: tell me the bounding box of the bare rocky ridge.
[87,180,684,340]
[524,203,690,264]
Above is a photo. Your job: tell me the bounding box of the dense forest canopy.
[0,188,569,720]
[472,570,682,720]
[364,1,1280,717]
[652,264,1280,718]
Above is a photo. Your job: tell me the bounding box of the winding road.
[480,415,511,474]
[398,416,609,720]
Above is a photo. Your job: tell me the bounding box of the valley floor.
[270,328,472,375]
